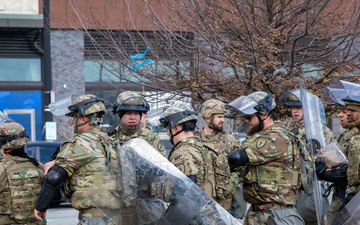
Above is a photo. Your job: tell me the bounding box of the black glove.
[315,159,327,180]
[306,138,321,154]
[228,149,242,172]
[228,148,249,172]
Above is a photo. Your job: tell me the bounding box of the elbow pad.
[228,148,249,171]
[35,165,68,212]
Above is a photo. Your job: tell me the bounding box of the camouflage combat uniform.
[342,104,360,202]
[112,91,168,224]
[0,153,46,225]
[168,136,217,199]
[285,118,334,146]
[241,122,301,225]
[0,116,46,225]
[55,127,123,225]
[194,129,241,209]
[326,126,359,224]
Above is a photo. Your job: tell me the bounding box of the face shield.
[329,79,360,100]
[48,96,76,116]
[147,106,169,127]
[320,87,346,106]
[226,95,258,117]
[278,89,302,107]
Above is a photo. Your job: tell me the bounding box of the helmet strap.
[256,114,264,132]
[256,113,270,132]
[208,116,215,130]
[169,126,184,145]
[73,116,89,134]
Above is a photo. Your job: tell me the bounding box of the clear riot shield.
[115,138,241,225]
[320,87,346,105]
[299,80,326,225]
[331,192,360,225]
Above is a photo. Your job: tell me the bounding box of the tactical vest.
[0,156,44,224]
[243,126,301,203]
[183,139,238,207]
[63,131,122,210]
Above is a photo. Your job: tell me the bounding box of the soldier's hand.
[44,160,56,175]
[151,178,174,202]
[315,159,327,180]
[306,138,321,154]
[34,209,46,221]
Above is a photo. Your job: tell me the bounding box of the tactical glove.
[315,159,327,180]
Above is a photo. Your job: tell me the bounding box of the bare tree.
[54,0,360,105]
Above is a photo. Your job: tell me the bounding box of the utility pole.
[43,0,53,139]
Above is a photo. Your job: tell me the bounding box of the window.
[0,58,41,81]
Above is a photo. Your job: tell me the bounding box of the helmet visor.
[49,96,75,116]
[227,95,258,116]
[320,87,346,105]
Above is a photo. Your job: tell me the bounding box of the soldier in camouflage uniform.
[111,91,168,224]
[316,91,360,222]
[278,89,334,145]
[111,91,166,156]
[194,99,243,213]
[278,89,332,225]
[320,86,354,224]
[34,94,132,225]
[228,91,304,225]
[0,115,46,225]
[160,102,228,202]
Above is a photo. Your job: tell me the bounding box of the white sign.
[45,122,57,141]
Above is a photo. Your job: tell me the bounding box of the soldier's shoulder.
[139,127,157,137]
[222,133,238,141]
[350,133,360,142]
[64,135,80,144]
[193,130,201,137]
[183,136,204,146]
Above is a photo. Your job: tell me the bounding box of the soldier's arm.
[170,150,200,180]
[35,165,68,212]
[243,135,286,165]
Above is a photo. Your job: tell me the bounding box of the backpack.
[184,139,238,202]
[267,208,305,225]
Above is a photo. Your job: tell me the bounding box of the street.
[46,203,78,225]
[45,203,245,225]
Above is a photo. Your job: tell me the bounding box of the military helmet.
[113,91,148,113]
[278,89,302,107]
[0,115,30,150]
[67,94,106,117]
[160,103,198,128]
[227,91,276,117]
[200,99,225,118]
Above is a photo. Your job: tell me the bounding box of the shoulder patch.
[158,142,166,152]
[256,138,267,149]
